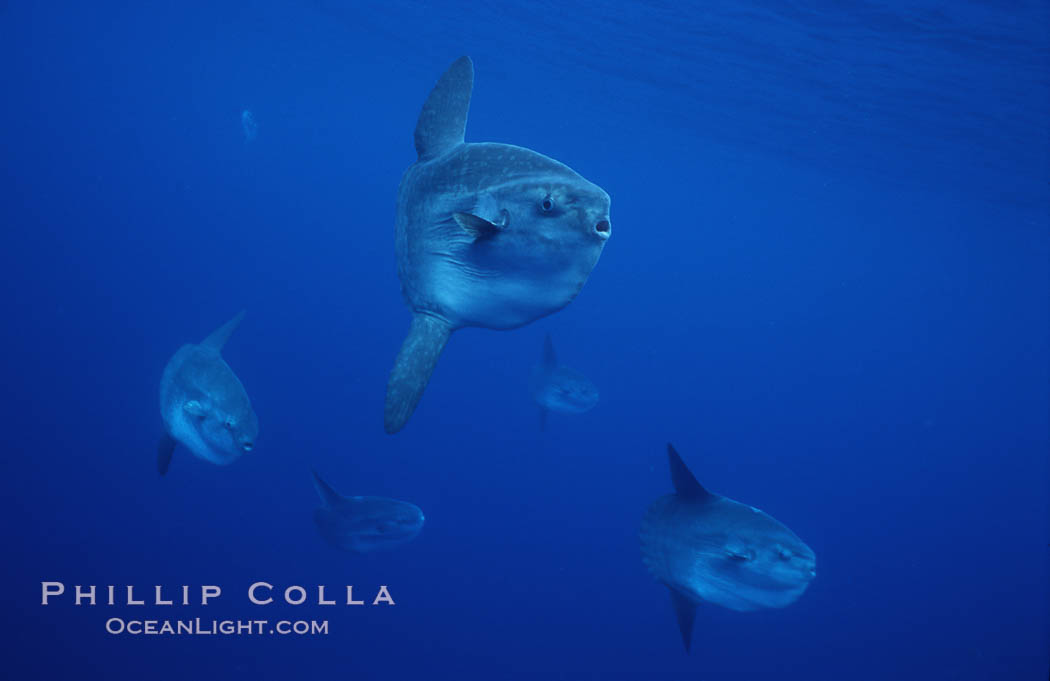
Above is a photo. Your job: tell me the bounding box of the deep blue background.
[1,1,1047,679]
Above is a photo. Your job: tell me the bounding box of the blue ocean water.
[1,1,1047,679]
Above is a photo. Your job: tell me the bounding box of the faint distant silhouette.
[241,109,257,142]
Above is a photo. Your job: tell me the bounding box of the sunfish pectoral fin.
[667,443,714,502]
[311,469,344,507]
[384,313,453,434]
[541,333,557,370]
[183,400,207,417]
[414,56,473,161]
[157,433,176,476]
[200,310,246,352]
[453,212,501,240]
[668,588,697,653]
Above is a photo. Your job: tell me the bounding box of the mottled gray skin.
[529,334,598,415]
[640,445,815,651]
[312,471,424,553]
[385,56,611,433]
[641,493,816,611]
[158,312,257,472]
[396,144,610,329]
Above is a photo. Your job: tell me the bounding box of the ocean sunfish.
[311,470,425,553]
[529,334,598,428]
[384,56,612,433]
[157,311,258,475]
[640,444,816,652]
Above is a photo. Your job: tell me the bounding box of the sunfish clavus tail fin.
[414,56,473,161]
[384,313,453,434]
[200,310,246,352]
[157,433,176,476]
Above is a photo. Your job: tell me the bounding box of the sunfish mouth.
[595,219,611,239]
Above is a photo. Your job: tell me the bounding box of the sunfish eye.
[540,196,554,212]
[224,418,235,430]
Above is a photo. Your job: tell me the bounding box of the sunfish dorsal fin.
[541,334,557,371]
[200,310,246,352]
[414,56,473,161]
[668,588,698,653]
[667,443,713,501]
[312,470,345,507]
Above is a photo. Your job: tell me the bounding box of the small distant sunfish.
[241,109,257,142]
[640,444,816,652]
[157,311,258,475]
[529,334,598,428]
[312,470,425,553]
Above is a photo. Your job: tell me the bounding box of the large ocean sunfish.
[384,56,612,434]
[311,470,425,553]
[529,334,599,429]
[157,312,258,475]
[640,444,816,652]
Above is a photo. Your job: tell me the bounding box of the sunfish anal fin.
[200,310,246,352]
[453,212,501,240]
[385,313,453,434]
[667,443,714,501]
[669,588,698,653]
[157,433,176,476]
[414,56,473,161]
[311,470,345,507]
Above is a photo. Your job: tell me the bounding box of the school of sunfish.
[156,56,815,655]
